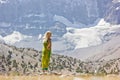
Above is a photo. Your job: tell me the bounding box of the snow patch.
[3,31,32,44]
[53,15,86,27]
[53,15,72,26]
[63,19,120,49]
[24,13,45,18]
[0,0,8,4]
[116,7,120,10]
[112,0,120,3]
[97,19,110,26]
[38,34,42,40]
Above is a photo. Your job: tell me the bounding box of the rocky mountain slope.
[0,43,120,75]
[63,21,120,60]
[87,36,120,61]
[0,43,82,75]
[105,0,120,24]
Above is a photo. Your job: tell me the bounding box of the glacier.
[63,19,120,49]
[2,31,32,44]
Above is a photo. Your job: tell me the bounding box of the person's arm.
[47,39,51,50]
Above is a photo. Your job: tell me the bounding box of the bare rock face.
[0,0,115,37]
[104,2,120,24]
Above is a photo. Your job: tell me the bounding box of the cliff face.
[0,0,115,36]
[104,1,120,24]
[0,0,119,39]
[0,0,110,24]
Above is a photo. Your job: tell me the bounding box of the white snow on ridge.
[0,0,8,4]
[53,15,86,28]
[38,34,42,40]
[116,7,120,10]
[3,31,32,44]
[53,15,73,26]
[112,0,120,3]
[63,19,120,49]
[24,13,45,18]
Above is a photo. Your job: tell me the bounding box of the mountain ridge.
[0,0,118,36]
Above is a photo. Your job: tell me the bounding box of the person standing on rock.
[41,31,52,74]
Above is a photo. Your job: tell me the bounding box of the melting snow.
[38,34,42,40]
[0,0,8,4]
[3,31,32,44]
[63,19,120,49]
[116,7,120,10]
[53,15,86,28]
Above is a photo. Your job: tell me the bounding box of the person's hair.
[43,31,52,39]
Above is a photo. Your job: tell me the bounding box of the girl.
[41,31,52,73]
